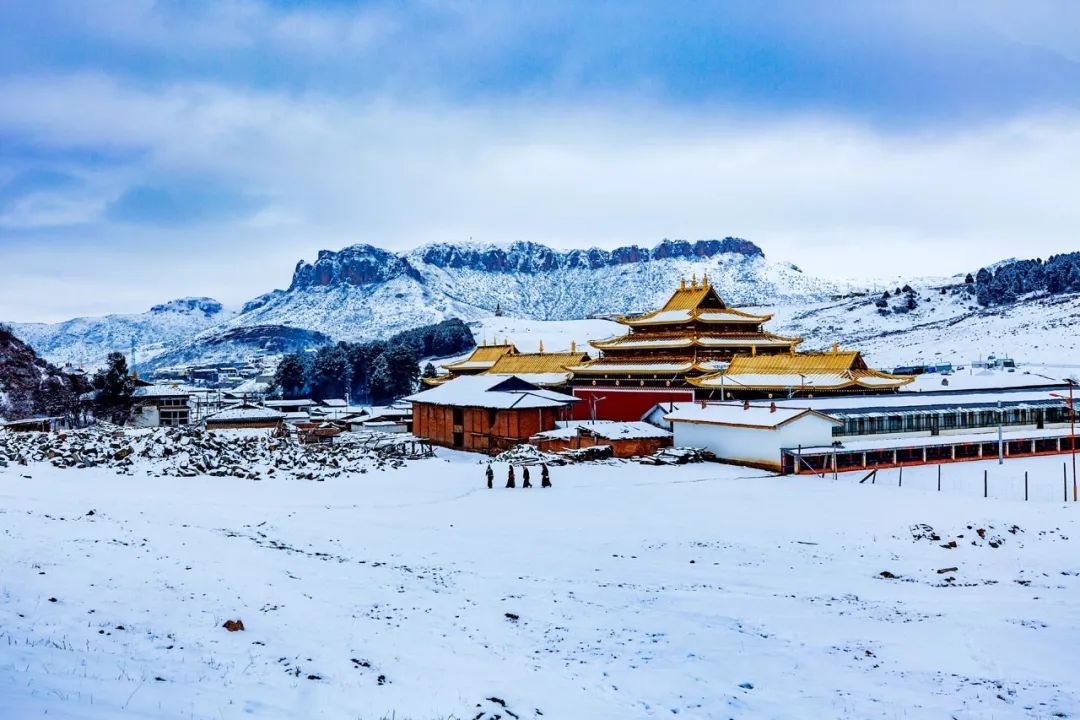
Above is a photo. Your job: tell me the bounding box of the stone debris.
[637,447,716,465]
[0,426,403,481]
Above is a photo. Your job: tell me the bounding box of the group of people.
[485,463,551,489]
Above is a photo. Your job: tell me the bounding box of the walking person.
[506,465,516,489]
[522,466,532,488]
[541,464,551,488]
[485,464,493,489]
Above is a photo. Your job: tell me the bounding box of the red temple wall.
[570,387,695,421]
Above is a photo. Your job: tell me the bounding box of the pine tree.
[367,353,395,404]
[422,362,437,379]
[310,345,349,401]
[275,353,308,399]
[93,352,134,424]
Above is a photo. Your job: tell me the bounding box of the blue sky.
[3,1,1080,321]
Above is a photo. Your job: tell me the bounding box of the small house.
[407,375,578,453]
[664,401,841,471]
[204,402,285,431]
[531,421,672,457]
[132,385,192,427]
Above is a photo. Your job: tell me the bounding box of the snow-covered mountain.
[8,298,236,370]
[135,238,844,370]
[212,238,842,339]
[9,238,1080,373]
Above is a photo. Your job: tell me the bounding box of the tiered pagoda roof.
[689,348,914,393]
[570,275,802,379]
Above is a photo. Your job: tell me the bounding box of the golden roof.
[619,279,771,326]
[590,331,801,351]
[688,349,915,391]
[487,351,589,374]
[723,350,869,374]
[441,343,517,371]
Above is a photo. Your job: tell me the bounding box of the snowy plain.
[2,442,1079,719]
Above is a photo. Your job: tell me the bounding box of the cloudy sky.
[3,1,1080,322]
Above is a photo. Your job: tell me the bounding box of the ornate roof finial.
[691,274,698,288]
[832,342,839,353]
[570,340,577,353]
[679,276,686,290]
[702,273,709,288]
[539,340,545,353]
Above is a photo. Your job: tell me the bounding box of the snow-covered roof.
[133,385,191,398]
[770,387,1076,413]
[665,402,841,429]
[534,420,671,440]
[205,403,284,423]
[405,375,579,409]
[263,398,318,408]
[568,361,695,374]
[321,399,347,407]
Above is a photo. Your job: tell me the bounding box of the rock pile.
[0,426,401,480]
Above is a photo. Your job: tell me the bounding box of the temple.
[567,276,910,420]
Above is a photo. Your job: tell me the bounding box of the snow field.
[1,452,1079,719]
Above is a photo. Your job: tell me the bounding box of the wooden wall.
[412,402,565,453]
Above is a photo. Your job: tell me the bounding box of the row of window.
[835,407,1072,437]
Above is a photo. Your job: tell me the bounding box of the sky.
[3,1,1080,322]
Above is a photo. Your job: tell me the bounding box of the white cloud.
[3,73,1080,321]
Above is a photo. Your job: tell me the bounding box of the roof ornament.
[570,340,577,353]
[832,342,840,353]
[702,273,709,288]
[679,277,686,290]
[539,340,545,353]
[691,274,698,288]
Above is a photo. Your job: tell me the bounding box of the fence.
[824,456,1078,503]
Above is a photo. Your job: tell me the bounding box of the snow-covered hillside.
[3,445,1078,718]
[9,298,235,370]
[768,279,1080,369]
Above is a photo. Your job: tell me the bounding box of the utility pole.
[1050,380,1077,501]
[997,400,1003,465]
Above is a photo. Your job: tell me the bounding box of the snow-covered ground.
[3,446,1079,719]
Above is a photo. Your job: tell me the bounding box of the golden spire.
[702,273,709,288]
[679,276,686,290]
[570,340,577,353]
[832,342,839,353]
[691,274,698,288]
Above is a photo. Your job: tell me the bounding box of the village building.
[204,402,285,431]
[132,385,192,428]
[407,375,578,453]
[663,402,843,471]
[531,420,672,458]
[263,398,318,414]
[1,417,64,433]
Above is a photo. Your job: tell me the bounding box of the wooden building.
[204,402,285,431]
[531,421,672,458]
[407,375,578,453]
